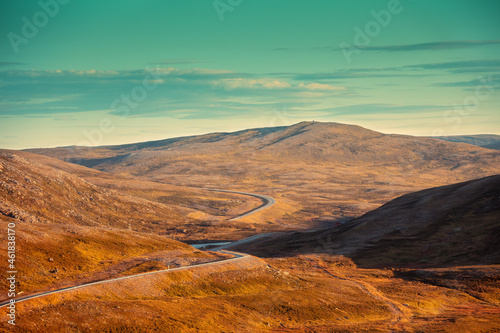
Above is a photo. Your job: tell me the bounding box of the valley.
[2,1,500,330]
[28,122,500,227]
[1,122,500,332]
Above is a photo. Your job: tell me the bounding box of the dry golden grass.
[26,122,500,228]
[2,124,499,332]
[0,216,220,297]
[2,254,499,332]
[242,175,500,271]
[0,149,285,242]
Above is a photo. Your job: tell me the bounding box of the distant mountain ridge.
[483,142,500,150]
[432,134,500,150]
[26,121,500,172]
[24,121,500,223]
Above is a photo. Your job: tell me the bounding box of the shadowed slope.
[433,134,500,149]
[242,175,500,268]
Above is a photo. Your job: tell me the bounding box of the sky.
[0,0,499,149]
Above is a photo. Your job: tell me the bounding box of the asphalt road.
[0,190,277,308]
[0,249,249,308]
[203,189,276,220]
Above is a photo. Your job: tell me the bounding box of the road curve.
[0,249,249,308]
[0,190,276,308]
[203,189,276,220]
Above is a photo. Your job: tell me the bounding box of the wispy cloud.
[275,40,500,53]
[293,71,427,81]
[0,61,27,66]
[325,103,452,115]
[298,83,345,91]
[405,59,500,70]
[287,59,500,83]
[0,62,496,123]
[212,78,292,90]
[342,40,500,52]
[436,74,500,87]
[0,67,348,118]
[152,58,202,65]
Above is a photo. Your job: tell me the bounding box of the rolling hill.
[0,149,272,239]
[3,127,500,332]
[241,175,500,268]
[28,122,500,172]
[484,141,500,150]
[432,134,500,149]
[0,150,188,230]
[27,121,500,225]
[0,150,232,297]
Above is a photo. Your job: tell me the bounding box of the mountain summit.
[26,122,500,222]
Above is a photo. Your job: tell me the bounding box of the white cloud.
[213,78,292,90]
[152,67,233,76]
[295,91,329,98]
[298,82,345,91]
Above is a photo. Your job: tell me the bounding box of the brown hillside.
[0,150,188,231]
[0,149,273,240]
[27,121,500,226]
[240,175,500,268]
[0,150,231,295]
[27,122,500,173]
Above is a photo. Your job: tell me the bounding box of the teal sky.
[1,0,499,149]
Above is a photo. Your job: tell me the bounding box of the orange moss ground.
[2,254,499,332]
[0,217,220,298]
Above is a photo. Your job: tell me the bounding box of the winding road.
[203,189,276,220]
[0,190,276,308]
[0,250,250,308]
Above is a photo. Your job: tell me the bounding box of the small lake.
[190,242,232,249]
